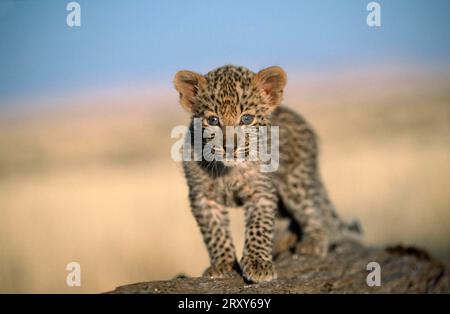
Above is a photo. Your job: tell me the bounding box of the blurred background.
[0,0,449,293]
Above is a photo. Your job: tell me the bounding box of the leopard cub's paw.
[296,235,329,258]
[240,257,276,283]
[203,262,238,279]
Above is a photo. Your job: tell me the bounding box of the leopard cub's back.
[271,106,319,177]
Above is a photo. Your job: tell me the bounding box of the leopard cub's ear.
[173,70,206,112]
[253,66,287,107]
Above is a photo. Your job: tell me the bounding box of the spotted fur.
[173,65,361,283]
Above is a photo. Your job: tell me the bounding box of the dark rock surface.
[107,241,449,294]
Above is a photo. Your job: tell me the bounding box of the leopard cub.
[173,65,360,283]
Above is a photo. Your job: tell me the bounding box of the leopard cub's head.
[173,65,286,125]
[173,65,286,166]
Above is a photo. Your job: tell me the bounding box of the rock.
[107,241,449,294]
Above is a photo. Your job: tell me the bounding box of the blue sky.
[0,0,449,105]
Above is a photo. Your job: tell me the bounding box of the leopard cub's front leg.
[240,185,277,283]
[190,195,239,279]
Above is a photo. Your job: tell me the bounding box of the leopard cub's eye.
[240,114,254,125]
[207,116,220,126]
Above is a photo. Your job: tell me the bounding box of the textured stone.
[107,241,449,294]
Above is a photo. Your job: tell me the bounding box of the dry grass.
[0,67,449,293]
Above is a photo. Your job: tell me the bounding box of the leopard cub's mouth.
[213,147,254,167]
[220,158,245,167]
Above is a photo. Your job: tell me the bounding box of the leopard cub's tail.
[336,218,364,243]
